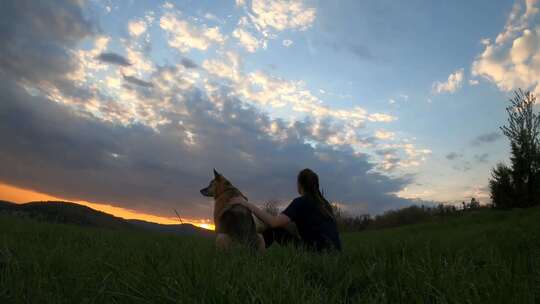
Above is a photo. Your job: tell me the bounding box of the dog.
[200,169,265,251]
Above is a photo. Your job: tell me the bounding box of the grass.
[1,208,539,303]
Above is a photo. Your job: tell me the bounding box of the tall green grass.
[1,208,539,303]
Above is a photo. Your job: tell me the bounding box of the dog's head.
[200,169,230,197]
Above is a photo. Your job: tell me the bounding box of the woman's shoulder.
[292,195,308,203]
[291,195,316,208]
[286,196,308,209]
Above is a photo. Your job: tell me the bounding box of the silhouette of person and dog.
[201,168,342,253]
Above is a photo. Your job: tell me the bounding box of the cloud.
[0,0,94,46]
[230,1,313,54]
[347,43,375,60]
[368,113,396,122]
[321,39,375,61]
[474,153,490,163]
[469,79,479,86]
[375,148,399,157]
[445,152,463,160]
[432,68,464,94]
[453,161,472,172]
[124,48,154,73]
[233,27,262,52]
[399,94,409,101]
[123,75,153,88]
[0,0,430,219]
[374,130,395,140]
[97,52,132,66]
[204,13,224,24]
[0,73,417,217]
[471,0,540,95]
[374,148,402,171]
[198,52,434,173]
[472,132,503,145]
[128,20,147,37]
[374,143,431,172]
[238,0,316,33]
[282,39,293,47]
[202,53,398,151]
[159,11,225,52]
[162,2,174,10]
[0,0,94,85]
[180,58,198,69]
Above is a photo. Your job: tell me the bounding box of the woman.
[240,168,341,252]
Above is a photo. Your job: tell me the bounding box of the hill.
[0,200,213,237]
[127,219,214,237]
[0,207,539,303]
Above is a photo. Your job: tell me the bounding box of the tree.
[490,89,540,208]
[489,163,514,209]
[469,197,480,209]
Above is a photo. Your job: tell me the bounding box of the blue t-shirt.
[282,195,342,251]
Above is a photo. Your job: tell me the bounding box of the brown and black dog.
[200,169,265,251]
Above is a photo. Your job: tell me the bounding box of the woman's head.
[297,168,320,195]
[297,168,334,219]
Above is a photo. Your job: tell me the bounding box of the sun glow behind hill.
[0,183,215,230]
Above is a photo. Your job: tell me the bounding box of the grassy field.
[1,208,539,303]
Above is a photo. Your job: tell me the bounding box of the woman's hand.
[239,200,291,228]
[233,200,257,214]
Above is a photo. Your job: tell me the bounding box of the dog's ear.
[213,168,220,178]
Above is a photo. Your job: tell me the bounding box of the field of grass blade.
[1,208,539,303]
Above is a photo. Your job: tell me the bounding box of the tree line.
[264,197,486,232]
[331,198,486,232]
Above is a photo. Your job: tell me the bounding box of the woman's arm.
[242,201,290,228]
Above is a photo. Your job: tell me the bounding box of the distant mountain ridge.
[127,218,214,236]
[0,200,214,237]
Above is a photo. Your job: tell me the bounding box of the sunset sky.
[1,0,540,225]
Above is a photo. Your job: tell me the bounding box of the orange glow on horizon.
[0,183,215,230]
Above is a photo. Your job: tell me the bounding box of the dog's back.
[219,204,258,250]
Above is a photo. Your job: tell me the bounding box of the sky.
[1,0,540,226]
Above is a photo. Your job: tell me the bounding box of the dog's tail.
[219,204,259,250]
